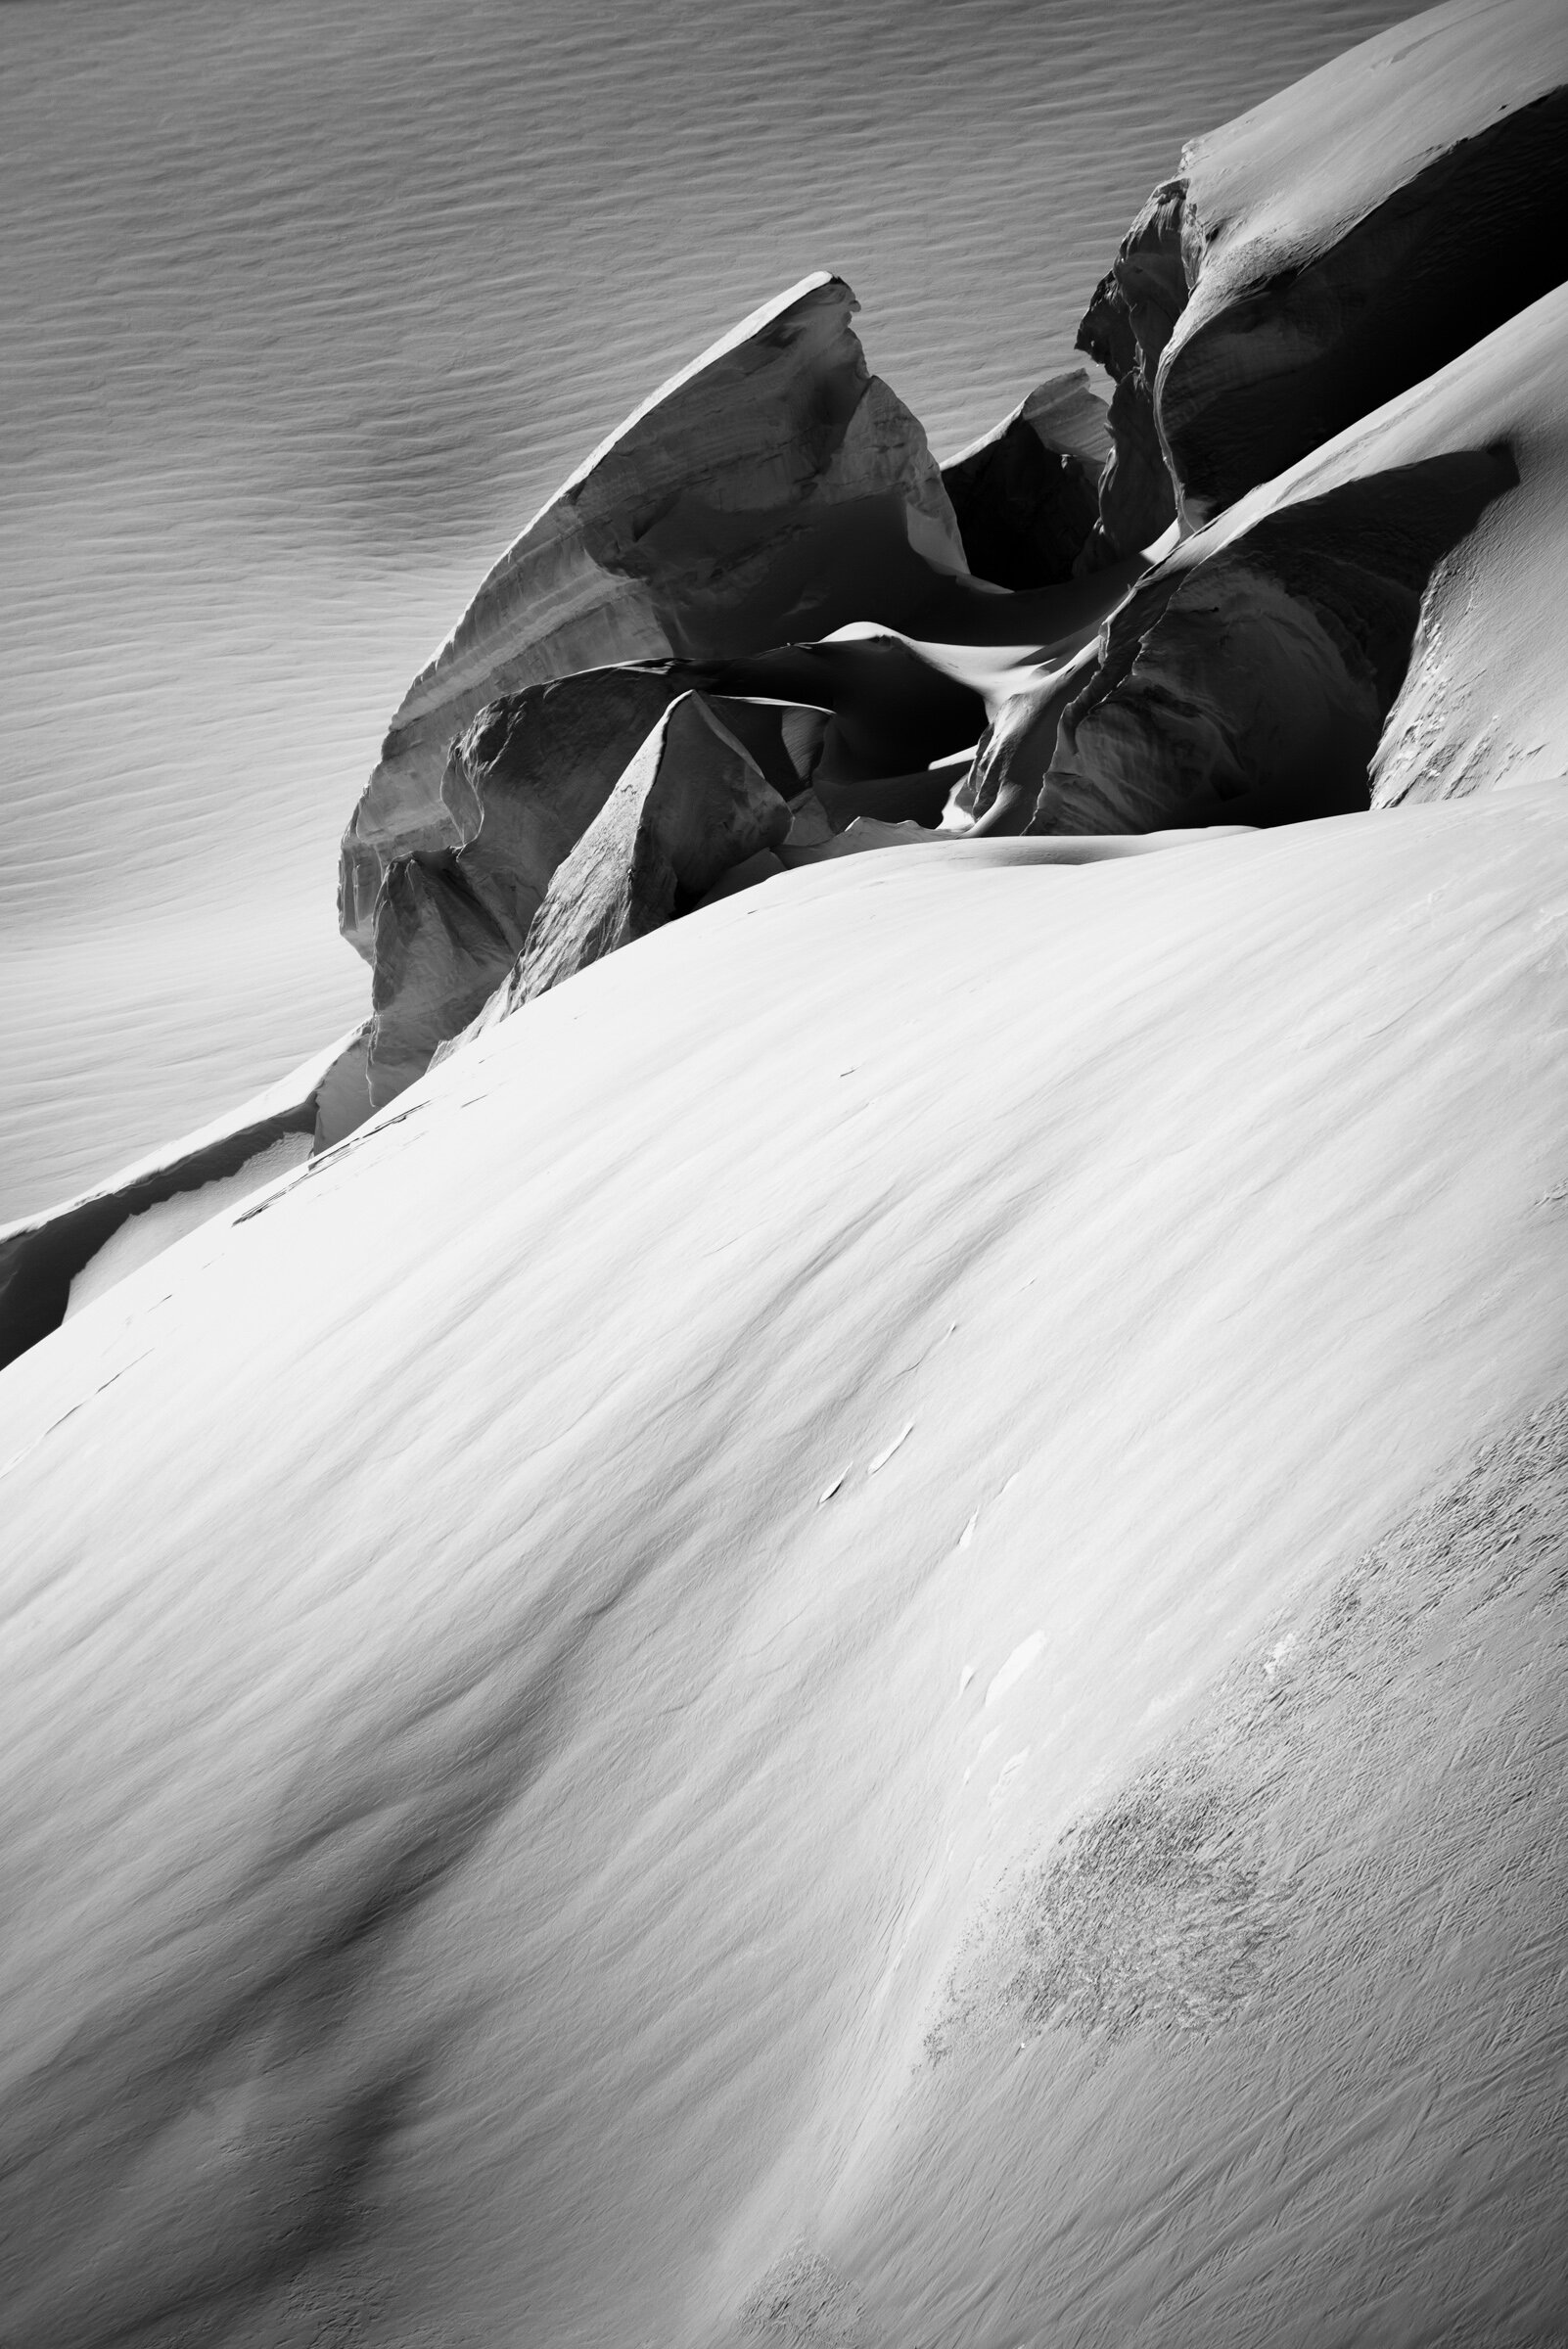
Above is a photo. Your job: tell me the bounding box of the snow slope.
[4,787,1567,2342]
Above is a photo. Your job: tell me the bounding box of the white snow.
[866,1423,915,1474]
[985,1632,1047,1710]
[987,1748,1032,1808]
[7,8,1568,2332]
[5,790,1568,2340]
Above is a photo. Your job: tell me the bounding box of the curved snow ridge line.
[0,1025,370,1372]
[994,242,1568,830]
[0,0,1416,1225]
[1168,84,1568,522]
[64,1134,316,1322]
[0,884,371,1231]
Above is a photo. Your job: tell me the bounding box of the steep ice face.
[358,678,836,1104]
[497,693,793,1010]
[1075,180,1189,562]
[340,666,689,963]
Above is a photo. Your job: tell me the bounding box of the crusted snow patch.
[739,2246,873,2347]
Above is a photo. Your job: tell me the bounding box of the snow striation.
[5,1,1568,2339]
[6,799,1568,2342]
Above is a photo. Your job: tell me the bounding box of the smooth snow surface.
[3,0,1410,1220]
[5,794,1568,2342]
[1178,0,1568,268]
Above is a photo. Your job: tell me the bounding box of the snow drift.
[4,791,1568,2343]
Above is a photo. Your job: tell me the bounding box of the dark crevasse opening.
[1164,88,1568,520]
[1075,180,1188,563]
[656,639,985,784]
[942,424,1101,588]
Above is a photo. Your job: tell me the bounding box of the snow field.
[3,793,1568,2341]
